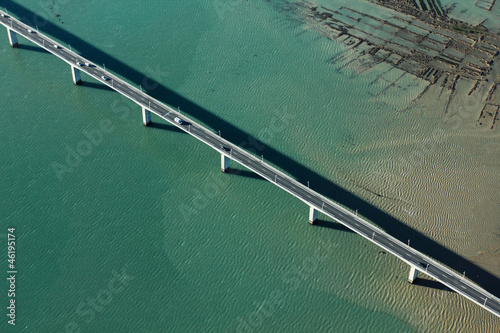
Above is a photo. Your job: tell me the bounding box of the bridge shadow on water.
[414,278,454,293]
[80,81,113,92]
[225,168,265,181]
[17,43,47,53]
[5,1,499,297]
[147,122,183,133]
[314,219,354,233]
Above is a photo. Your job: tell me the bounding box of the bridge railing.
[2,9,499,315]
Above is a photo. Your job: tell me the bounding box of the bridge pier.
[408,266,419,284]
[142,107,151,126]
[221,154,230,172]
[308,206,318,225]
[7,28,18,48]
[71,66,81,85]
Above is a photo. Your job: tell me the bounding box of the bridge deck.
[1,10,499,318]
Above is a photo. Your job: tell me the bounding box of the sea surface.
[0,0,499,332]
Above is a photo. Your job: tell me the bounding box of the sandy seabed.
[286,0,500,330]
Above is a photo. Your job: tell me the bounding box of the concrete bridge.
[1,10,499,318]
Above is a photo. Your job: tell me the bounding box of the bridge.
[1,10,499,318]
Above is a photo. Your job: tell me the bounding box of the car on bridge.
[77,62,84,66]
[174,117,189,125]
[221,146,231,152]
[27,29,35,33]
[101,76,110,81]
[417,261,429,269]
[53,44,61,49]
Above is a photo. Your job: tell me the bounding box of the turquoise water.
[1,0,499,332]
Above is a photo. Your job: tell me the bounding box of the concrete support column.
[408,266,418,284]
[71,66,81,85]
[221,154,230,173]
[309,206,318,225]
[7,28,18,48]
[142,107,151,126]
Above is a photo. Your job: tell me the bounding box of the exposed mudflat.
[275,1,500,330]
[295,0,499,82]
[285,0,500,122]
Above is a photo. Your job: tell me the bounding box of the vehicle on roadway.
[221,146,231,152]
[77,62,84,66]
[101,76,110,81]
[54,44,60,49]
[85,62,95,67]
[27,29,35,33]
[0,13,8,18]
[417,261,428,269]
[174,117,186,125]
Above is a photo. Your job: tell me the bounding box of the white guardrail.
[1,10,499,317]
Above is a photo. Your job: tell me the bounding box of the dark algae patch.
[284,0,500,125]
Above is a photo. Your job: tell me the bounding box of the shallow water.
[0,0,499,332]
